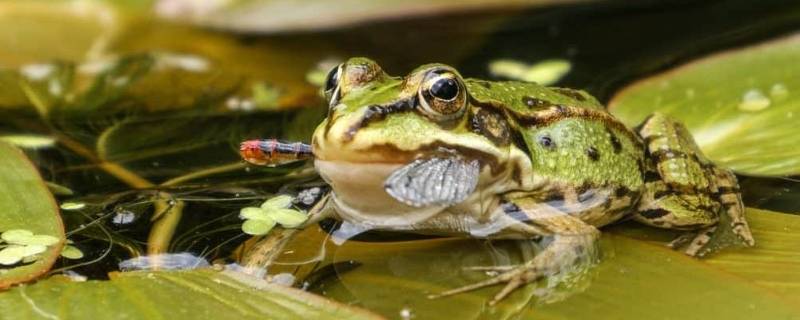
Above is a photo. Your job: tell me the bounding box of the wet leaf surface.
[0,269,385,320]
[609,34,800,176]
[292,209,800,319]
[0,142,64,288]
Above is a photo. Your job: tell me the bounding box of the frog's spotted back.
[465,80,603,117]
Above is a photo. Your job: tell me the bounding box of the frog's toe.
[667,226,717,257]
[732,222,756,247]
[428,266,539,305]
[462,265,518,272]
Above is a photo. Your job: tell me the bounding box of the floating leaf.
[242,218,276,235]
[609,34,800,176]
[261,194,294,210]
[0,134,55,149]
[267,208,308,228]
[298,209,800,319]
[60,245,84,260]
[0,269,385,320]
[21,244,46,257]
[0,246,27,266]
[1,229,34,243]
[59,202,86,211]
[0,142,64,288]
[240,207,269,220]
[25,235,60,246]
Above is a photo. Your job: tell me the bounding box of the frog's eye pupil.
[324,65,340,93]
[430,78,459,101]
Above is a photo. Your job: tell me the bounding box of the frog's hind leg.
[429,197,600,305]
[633,113,754,256]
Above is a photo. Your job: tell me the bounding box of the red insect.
[240,139,313,166]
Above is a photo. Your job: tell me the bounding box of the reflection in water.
[118,252,209,271]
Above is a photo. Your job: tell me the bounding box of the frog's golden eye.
[323,64,343,107]
[418,70,467,120]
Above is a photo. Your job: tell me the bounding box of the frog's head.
[312,58,516,225]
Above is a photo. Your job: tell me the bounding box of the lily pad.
[609,34,800,176]
[296,209,800,319]
[0,142,64,288]
[0,269,385,320]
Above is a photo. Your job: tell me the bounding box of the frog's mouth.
[314,160,445,227]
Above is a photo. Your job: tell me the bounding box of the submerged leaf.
[0,269,385,320]
[609,34,800,176]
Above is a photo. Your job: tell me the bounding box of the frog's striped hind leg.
[633,113,754,256]
[429,197,600,305]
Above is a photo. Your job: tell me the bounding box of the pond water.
[1,1,799,319]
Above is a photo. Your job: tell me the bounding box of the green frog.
[240,57,754,304]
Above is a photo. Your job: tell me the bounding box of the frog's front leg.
[430,197,600,305]
[633,113,754,256]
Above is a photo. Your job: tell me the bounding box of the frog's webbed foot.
[430,201,600,305]
[431,232,599,305]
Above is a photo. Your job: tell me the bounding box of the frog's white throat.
[314,160,445,227]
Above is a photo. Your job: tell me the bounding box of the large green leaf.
[303,209,800,319]
[608,34,800,176]
[161,0,590,33]
[0,269,384,320]
[0,142,64,288]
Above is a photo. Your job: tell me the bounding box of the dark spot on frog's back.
[522,96,551,108]
[551,88,587,101]
[586,147,600,161]
[640,208,669,219]
[477,81,492,89]
[607,129,622,153]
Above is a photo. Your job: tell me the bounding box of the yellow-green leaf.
[267,208,308,228]
[239,207,269,220]
[60,245,84,260]
[242,218,276,235]
[261,194,294,210]
[0,142,64,288]
[0,269,385,320]
[609,34,800,176]
[308,209,800,319]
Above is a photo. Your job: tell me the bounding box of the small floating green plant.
[239,195,308,236]
[0,229,82,267]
